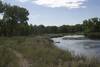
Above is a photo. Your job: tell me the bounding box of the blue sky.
[2,0,100,26]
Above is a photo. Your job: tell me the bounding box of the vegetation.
[0,0,100,39]
[0,0,100,67]
[0,36,100,67]
[0,45,19,67]
[0,1,31,36]
[27,24,83,35]
[0,1,83,36]
[83,17,100,39]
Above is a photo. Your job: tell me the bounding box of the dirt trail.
[9,48,31,67]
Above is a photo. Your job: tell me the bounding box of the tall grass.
[0,46,19,67]
[0,36,100,67]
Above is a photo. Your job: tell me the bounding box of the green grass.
[0,36,100,67]
[0,46,19,67]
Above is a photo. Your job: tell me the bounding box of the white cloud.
[33,0,87,8]
[16,0,87,8]
[17,0,29,2]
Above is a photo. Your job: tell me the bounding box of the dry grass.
[0,36,100,67]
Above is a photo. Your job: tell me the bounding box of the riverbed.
[52,35,100,58]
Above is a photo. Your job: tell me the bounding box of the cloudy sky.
[2,0,100,26]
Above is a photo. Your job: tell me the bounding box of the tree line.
[0,1,83,36]
[30,24,83,35]
[0,0,100,38]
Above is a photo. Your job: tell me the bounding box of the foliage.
[0,1,30,36]
[0,0,84,36]
[83,17,100,38]
[30,24,83,35]
[1,1,100,38]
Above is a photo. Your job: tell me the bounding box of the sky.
[1,0,100,26]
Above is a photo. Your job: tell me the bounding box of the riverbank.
[85,33,100,39]
[46,33,84,38]
[0,36,100,67]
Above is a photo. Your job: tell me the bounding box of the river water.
[52,35,100,58]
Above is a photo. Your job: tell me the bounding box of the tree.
[59,25,69,33]
[0,1,5,13]
[83,17,100,38]
[0,1,30,36]
[46,26,58,33]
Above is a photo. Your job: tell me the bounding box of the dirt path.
[9,48,31,67]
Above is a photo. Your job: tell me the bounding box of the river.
[52,35,100,58]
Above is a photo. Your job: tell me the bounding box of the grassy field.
[0,36,100,67]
